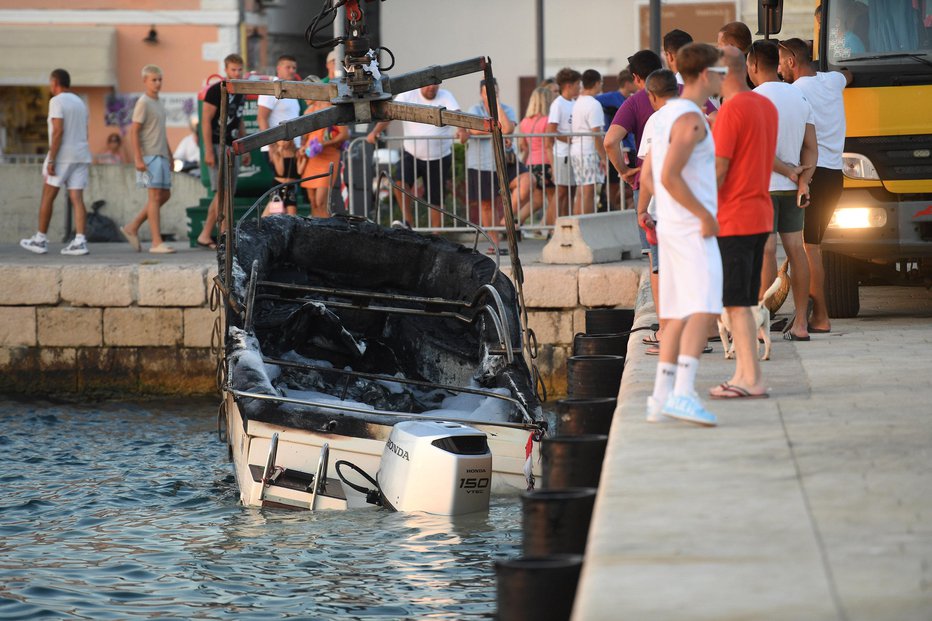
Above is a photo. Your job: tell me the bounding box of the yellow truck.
[766,0,932,317]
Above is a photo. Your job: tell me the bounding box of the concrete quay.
[0,238,644,397]
[573,283,932,620]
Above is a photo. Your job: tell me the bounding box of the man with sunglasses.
[640,43,727,426]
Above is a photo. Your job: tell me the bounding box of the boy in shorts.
[122,64,175,254]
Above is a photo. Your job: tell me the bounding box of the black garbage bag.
[83,200,123,243]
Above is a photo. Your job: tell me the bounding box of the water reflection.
[0,399,520,619]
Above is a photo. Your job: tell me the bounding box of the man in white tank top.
[639,43,726,427]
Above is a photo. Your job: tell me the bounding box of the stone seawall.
[0,249,644,397]
[0,260,219,396]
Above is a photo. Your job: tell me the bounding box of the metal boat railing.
[229,388,541,432]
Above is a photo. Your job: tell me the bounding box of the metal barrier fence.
[343,132,632,236]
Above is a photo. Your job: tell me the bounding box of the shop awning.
[0,26,116,87]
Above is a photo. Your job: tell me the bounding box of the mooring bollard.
[555,397,616,436]
[522,487,598,556]
[541,434,609,489]
[495,554,584,621]
[573,332,629,357]
[585,307,634,336]
[566,354,624,399]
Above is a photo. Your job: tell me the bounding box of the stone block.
[578,264,642,308]
[540,211,641,264]
[39,347,78,394]
[103,308,183,346]
[138,347,216,395]
[37,307,102,347]
[0,307,37,346]
[528,310,575,346]
[61,265,134,307]
[521,264,579,308]
[184,308,219,348]
[138,265,206,307]
[534,344,570,399]
[0,266,60,305]
[77,348,139,395]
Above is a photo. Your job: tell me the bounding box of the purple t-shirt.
[610,89,653,189]
[610,87,717,189]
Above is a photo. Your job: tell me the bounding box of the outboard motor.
[378,421,492,516]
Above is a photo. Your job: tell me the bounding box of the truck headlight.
[841,153,880,180]
[828,207,887,229]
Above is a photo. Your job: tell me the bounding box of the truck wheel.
[823,251,860,318]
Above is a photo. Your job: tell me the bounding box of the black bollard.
[573,332,629,357]
[556,397,616,436]
[541,434,609,489]
[585,307,634,335]
[495,554,584,621]
[566,354,624,399]
[522,487,598,556]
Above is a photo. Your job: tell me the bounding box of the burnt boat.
[217,214,546,512]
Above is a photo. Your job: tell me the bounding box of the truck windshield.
[824,0,932,70]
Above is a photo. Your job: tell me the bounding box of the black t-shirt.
[203,81,246,145]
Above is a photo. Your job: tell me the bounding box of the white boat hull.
[223,393,542,510]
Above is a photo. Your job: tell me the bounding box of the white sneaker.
[391,219,412,230]
[645,396,669,423]
[61,239,89,256]
[661,393,718,427]
[20,236,48,254]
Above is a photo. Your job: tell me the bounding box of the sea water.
[0,398,521,620]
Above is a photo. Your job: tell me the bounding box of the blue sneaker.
[661,393,718,427]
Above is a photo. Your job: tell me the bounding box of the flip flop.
[808,325,831,333]
[770,317,788,332]
[709,383,769,400]
[121,226,141,252]
[645,346,661,356]
[783,331,810,341]
[196,240,217,250]
[783,298,815,333]
[702,345,713,354]
[642,332,659,345]
[149,243,176,254]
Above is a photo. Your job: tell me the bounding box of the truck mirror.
[757,0,784,37]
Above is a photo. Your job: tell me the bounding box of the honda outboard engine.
[378,421,492,515]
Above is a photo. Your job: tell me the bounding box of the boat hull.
[224,394,542,510]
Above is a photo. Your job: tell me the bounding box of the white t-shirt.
[792,72,847,170]
[48,92,92,164]
[637,113,658,218]
[394,88,460,160]
[570,95,604,157]
[257,82,302,150]
[650,98,717,228]
[754,81,815,191]
[548,95,574,158]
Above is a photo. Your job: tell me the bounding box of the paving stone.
[37,307,102,347]
[0,266,60,305]
[578,264,641,308]
[184,308,219,348]
[521,264,579,308]
[103,308,183,346]
[527,310,575,346]
[0,307,36,346]
[138,265,206,307]
[60,265,134,306]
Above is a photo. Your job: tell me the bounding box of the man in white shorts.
[640,43,726,426]
[546,68,580,222]
[20,69,92,256]
[570,69,606,214]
